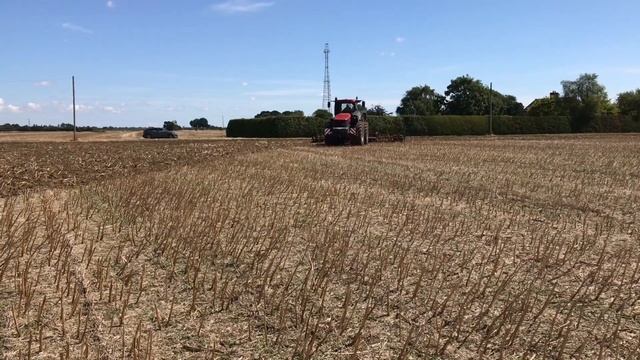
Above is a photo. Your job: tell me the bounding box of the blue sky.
[1,0,639,127]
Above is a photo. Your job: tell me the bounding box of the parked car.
[142,128,178,139]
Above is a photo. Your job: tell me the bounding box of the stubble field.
[1,134,639,359]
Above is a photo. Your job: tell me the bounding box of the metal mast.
[322,43,331,110]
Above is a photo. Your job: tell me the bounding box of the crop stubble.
[0,139,301,197]
[1,134,639,359]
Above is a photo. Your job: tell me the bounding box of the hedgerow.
[226,115,639,138]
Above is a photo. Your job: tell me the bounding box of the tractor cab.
[332,98,366,116]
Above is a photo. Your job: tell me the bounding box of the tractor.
[323,98,369,146]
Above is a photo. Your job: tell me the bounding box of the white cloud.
[27,102,42,111]
[245,88,318,97]
[103,106,122,114]
[211,0,275,14]
[62,23,93,34]
[0,99,23,113]
[106,1,115,8]
[67,104,94,112]
[35,81,51,87]
[395,36,406,43]
[242,81,249,87]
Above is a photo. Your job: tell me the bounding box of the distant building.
[525,91,560,112]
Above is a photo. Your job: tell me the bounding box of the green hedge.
[493,116,572,134]
[403,116,489,136]
[226,114,640,138]
[226,117,324,138]
[368,116,405,135]
[580,115,640,133]
[400,116,571,136]
[226,116,405,138]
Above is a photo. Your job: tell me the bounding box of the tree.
[282,110,304,117]
[163,120,180,131]
[444,75,495,115]
[189,118,209,129]
[255,110,282,118]
[312,109,333,119]
[443,75,525,116]
[367,105,392,116]
[396,85,444,116]
[561,73,611,130]
[617,89,640,118]
[502,95,525,116]
[561,74,608,103]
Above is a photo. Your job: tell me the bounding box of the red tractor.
[323,98,369,146]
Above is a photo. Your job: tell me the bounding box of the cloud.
[106,1,115,8]
[67,104,94,112]
[62,22,93,34]
[27,102,42,111]
[395,36,406,43]
[244,88,318,97]
[211,0,275,14]
[0,99,22,113]
[103,106,122,114]
[242,81,249,87]
[35,81,51,87]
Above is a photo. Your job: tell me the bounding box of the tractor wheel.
[364,124,369,145]
[353,123,365,146]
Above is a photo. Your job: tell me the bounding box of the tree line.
[0,123,144,132]
[373,74,639,131]
[0,118,223,132]
[161,118,224,131]
[298,74,640,132]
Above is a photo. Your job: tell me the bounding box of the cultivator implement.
[312,132,404,144]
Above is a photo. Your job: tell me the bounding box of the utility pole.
[489,82,494,135]
[72,76,77,141]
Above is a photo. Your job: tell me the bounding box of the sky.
[1,0,639,127]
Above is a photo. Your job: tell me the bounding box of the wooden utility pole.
[489,82,494,135]
[72,76,77,141]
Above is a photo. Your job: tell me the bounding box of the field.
[1,134,639,359]
[0,138,299,197]
[0,130,226,143]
